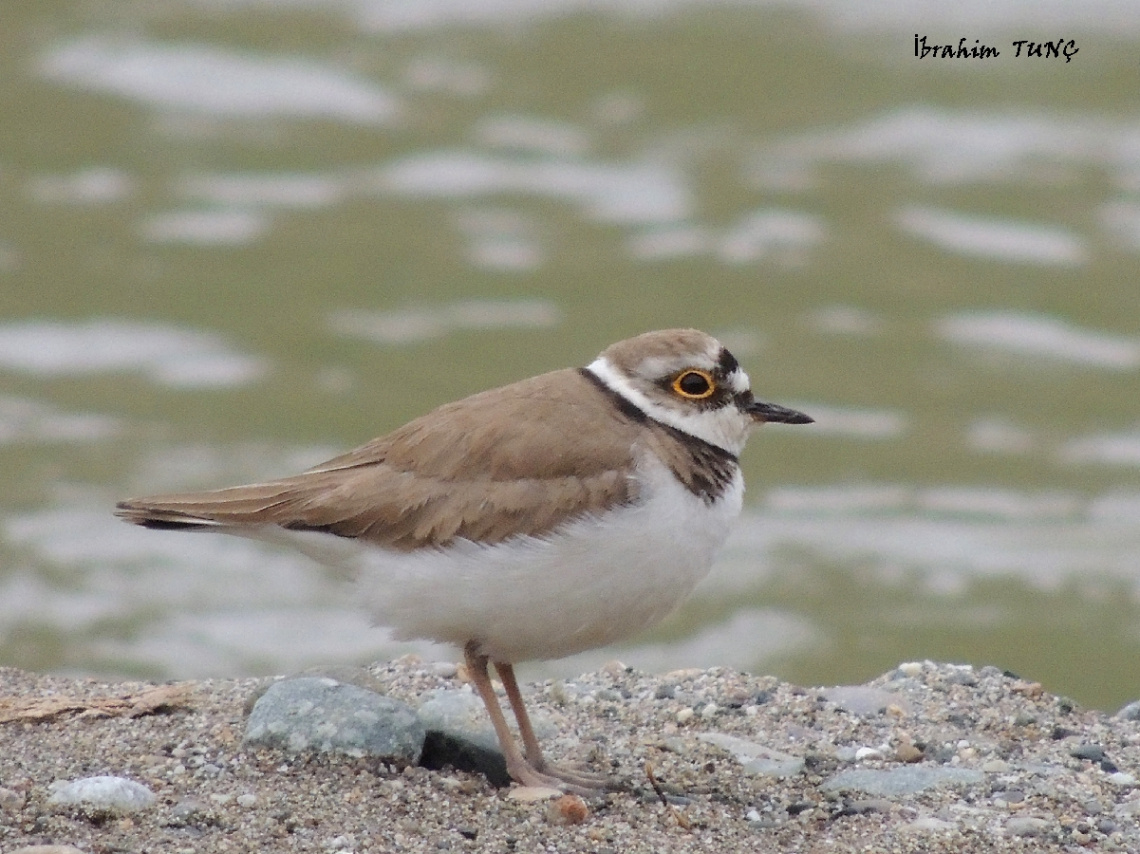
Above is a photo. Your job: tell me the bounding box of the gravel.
[1,659,1139,852]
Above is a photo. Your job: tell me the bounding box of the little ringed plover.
[116,328,812,794]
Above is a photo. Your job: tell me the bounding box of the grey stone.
[243,666,387,716]
[167,797,217,828]
[170,798,209,819]
[837,798,892,815]
[1115,700,1140,721]
[1004,816,1052,837]
[697,733,805,778]
[244,676,424,763]
[47,775,156,813]
[901,816,957,832]
[820,766,984,797]
[1070,743,1105,762]
[820,686,910,716]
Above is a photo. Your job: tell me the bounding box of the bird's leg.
[494,660,613,792]
[462,643,601,796]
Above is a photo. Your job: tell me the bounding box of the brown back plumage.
[115,368,645,550]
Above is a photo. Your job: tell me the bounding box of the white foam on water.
[1059,430,1140,468]
[39,36,400,124]
[808,305,885,337]
[453,207,546,271]
[897,206,1087,265]
[139,209,271,245]
[329,298,561,345]
[774,108,1111,187]
[771,403,909,441]
[716,209,825,265]
[936,311,1140,370]
[327,0,1140,35]
[715,485,1140,597]
[28,168,135,205]
[0,396,121,445]
[474,115,592,157]
[0,319,267,387]
[527,608,822,681]
[375,151,692,224]
[965,417,1036,454]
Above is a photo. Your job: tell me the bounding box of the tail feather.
[114,482,298,531]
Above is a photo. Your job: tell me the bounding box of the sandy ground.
[1,659,1139,853]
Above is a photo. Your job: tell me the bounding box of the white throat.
[585,356,751,455]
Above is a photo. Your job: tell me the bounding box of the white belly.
[338,459,745,663]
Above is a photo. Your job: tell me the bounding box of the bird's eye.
[672,369,715,399]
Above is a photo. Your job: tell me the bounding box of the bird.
[116,328,812,794]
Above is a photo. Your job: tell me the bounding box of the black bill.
[747,400,814,424]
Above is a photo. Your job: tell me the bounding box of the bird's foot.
[507,757,615,797]
[536,759,619,792]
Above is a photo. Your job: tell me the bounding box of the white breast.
[340,456,745,663]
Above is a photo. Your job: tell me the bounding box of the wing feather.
[116,369,642,550]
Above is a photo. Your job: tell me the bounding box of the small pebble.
[506,786,562,802]
[839,798,892,815]
[855,746,884,762]
[991,789,1025,806]
[236,793,258,808]
[546,794,589,825]
[600,659,626,676]
[675,708,694,725]
[822,686,910,716]
[1107,772,1137,787]
[902,816,956,832]
[895,743,923,763]
[170,799,209,820]
[1004,816,1051,837]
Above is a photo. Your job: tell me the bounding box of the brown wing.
[115,369,643,551]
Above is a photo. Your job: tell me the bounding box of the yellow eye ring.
[671,369,716,399]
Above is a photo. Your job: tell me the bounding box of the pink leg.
[463,643,606,795]
[494,660,613,791]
